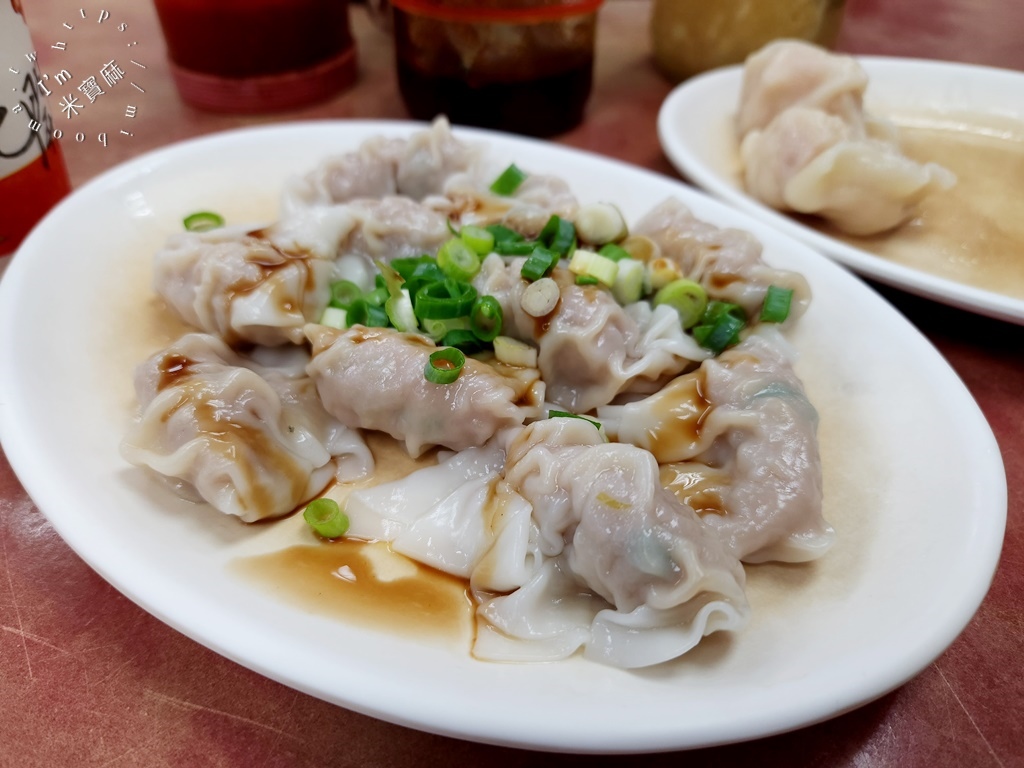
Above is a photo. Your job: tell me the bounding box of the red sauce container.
[153,0,358,113]
[391,0,603,137]
[1,1,72,263]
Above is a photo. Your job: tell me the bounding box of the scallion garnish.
[330,280,363,309]
[489,163,527,196]
[538,215,577,258]
[598,243,632,262]
[460,225,495,256]
[520,246,559,282]
[424,347,466,385]
[575,275,600,286]
[303,498,349,539]
[692,301,747,354]
[183,211,225,232]
[442,329,485,354]
[437,238,482,282]
[549,410,602,430]
[470,295,503,342]
[415,279,477,320]
[760,285,794,323]
[346,299,389,328]
[653,279,708,329]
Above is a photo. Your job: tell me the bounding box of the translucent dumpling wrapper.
[121,333,373,522]
[473,255,709,412]
[282,116,478,210]
[600,328,831,563]
[632,198,812,322]
[305,324,544,456]
[736,40,955,235]
[475,419,750,668]
[154,225,334,347]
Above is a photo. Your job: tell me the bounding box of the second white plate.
[658,56,1024,325]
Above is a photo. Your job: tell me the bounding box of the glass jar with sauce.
[152,0,358,113]
[651,0,846,82]
[391,0,603,137]
[1,0,72,267]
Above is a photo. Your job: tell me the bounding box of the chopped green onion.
[446,218,460,237]
[520,277,560,317]
[692,301,747,353]
[568,248,618,286]
[183,211,225,232]
[574,202,627,245]
[303,498,349,539]
[386,289,418,332]
[470,295,503,342]
[654,279,708,329]
[442,329,485,353]
[363,285,389,307]
[421,316,470,341]
[549,409,603,430]
[329,280,363,309]
[346,299,389,327]
[575,275,601,286]
[538,215,577,258]
[460,225,495,256]
[612,258,645,305]
[414,279,477,320]
[437,238,482,282]
[486,224,525,246]
[319,306,347,329]
[520,246,559,282]
[598,243,632,262]
[493,336,537,367]
[645,257,684,291]
[760,285,794,323]
[392,256,446,298]
[489,163,527,196]
[425,347,466,385]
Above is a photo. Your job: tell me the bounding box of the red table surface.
[2,1,1022,765]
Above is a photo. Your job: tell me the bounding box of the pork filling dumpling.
[305,324,543,456]
[600,329,831,563]
[474,419,750,669]
[121,333,372,522]
[736,40,955,235]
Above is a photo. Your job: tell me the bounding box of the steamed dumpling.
[736,40,954,235]
[305,324,543,456]
[473,255,708,412]
[600,329,831,563]
[475,419,750,668]
[121,333,372,521]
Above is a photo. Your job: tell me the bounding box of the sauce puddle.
[233,539,475,643]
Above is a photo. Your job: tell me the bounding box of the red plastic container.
[153,0,358,113]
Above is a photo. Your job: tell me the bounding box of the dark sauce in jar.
[392,1,599,137]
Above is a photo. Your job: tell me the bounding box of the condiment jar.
[390,0,604,137]
[1,1,72,265]
[651,0,846,82]
[152,0,358,113]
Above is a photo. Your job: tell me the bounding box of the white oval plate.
[658,57,1024,325]
[0,122,1007,753]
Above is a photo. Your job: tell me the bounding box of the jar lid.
[391,0,603,24]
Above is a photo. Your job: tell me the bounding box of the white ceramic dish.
[658,57,1024,325]
[0,122,1007,753]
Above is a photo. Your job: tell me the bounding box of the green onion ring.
[415,279,477,320]
[489,163,527,196]
[183,211,225,232]
[424,347,466,385]
[470,295,503,342]
[303,498,350,539]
